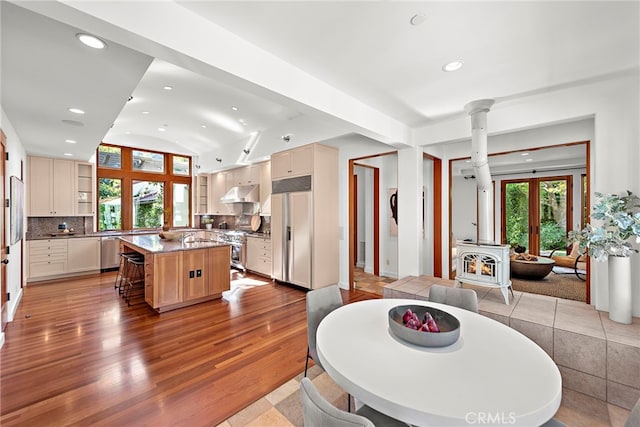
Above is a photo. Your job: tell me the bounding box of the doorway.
[501,175,572,255]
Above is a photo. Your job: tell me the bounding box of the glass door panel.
[504,181,530,252]
[539,179,568,255]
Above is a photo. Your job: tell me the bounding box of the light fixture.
[409,14,426,26]
[63,153,73,157]
[158,127,166,132]
[163,86,173,91]
[76,33,106,49]
[65,139,77,144]
[201,124,207,128]
[465,160,472,163]
[231,106,239,111]
[525,158,533,162]
[61,119,84,127]
[142,111,150,115]
[442,60,464,72]
[68,107,85,115]
[127,96,133,102]
[215,157,222,163]
[282,134,291,143]
[243,149,250,155]
[521,152,530,156]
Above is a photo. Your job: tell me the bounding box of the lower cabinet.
[143,246,230,311]
[246,236,272,277]
[27,237,101,281]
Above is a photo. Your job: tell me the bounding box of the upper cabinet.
[228,164,260,186]
[271,145,313,180]
[194,174,209,214]
[28,156,75,216]
[28,156,96,217]
[209,171,233,215]
[75,162,95,216]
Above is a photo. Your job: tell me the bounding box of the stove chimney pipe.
[464,99,495,245]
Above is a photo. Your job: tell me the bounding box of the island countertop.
[119,234,229,254]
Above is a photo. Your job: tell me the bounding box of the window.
[98,178,122,230]
[133,150,164,173]
[97,144,192,230]
[98,145,121,169]
[133,181,164,229]
[173,183,190,227]
[173,156,190,176]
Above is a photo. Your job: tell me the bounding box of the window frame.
[97,143,192,231]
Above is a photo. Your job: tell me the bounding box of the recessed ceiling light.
[521,152,530,156]
[158,127,166,132]
[68,107,85,115]
[442,60,464,72]
[65,139,77,144]
[410,14,426,26]
[142,111,150,115]
[76,33,106,49]
[525,158,533,162]
[231,106,239,111]
[63,153,73,157]
[201,124,207,128]
[163,86,173,91]
[125,131,131,134]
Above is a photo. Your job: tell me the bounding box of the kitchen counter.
[118,234,229,253]
[119,234,231,313]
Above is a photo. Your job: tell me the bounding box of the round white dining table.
[316,299,562,426]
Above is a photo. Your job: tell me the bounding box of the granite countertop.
[119,234,229,253]
[26,228,202,241]
[246,232,271,239]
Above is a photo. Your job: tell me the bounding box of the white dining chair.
[300,377,408,427]
[428,284,479,313]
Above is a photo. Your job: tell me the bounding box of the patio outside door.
[501,176,572,256]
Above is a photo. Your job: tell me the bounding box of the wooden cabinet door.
[52,159,75,216]
[270,151,291,180]
[183,249,207,301]
[67,237,101,272]
[28,157,53,216]
[289,191,311,288]
[154,252,183,307]
[291,145,313,176]
[208,246,230,295]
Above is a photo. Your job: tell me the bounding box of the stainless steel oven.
[216,231,247,271]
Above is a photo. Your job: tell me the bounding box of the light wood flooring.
[353,266,395,296]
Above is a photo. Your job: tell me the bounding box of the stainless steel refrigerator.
[271,177,312,288]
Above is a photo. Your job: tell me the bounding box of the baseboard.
[8,287,24,322]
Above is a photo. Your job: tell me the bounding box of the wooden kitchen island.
[119,234,231,312]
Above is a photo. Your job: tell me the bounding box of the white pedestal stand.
[608,255,632,324]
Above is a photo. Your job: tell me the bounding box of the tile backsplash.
[26,217,93,239]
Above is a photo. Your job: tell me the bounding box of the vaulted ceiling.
[2,1,638,172]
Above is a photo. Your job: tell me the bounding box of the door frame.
[1,130,7,331]
[500,175,573,255]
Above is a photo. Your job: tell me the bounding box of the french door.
[501,176,572,255]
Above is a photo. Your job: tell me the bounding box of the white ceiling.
[2,1,638,173]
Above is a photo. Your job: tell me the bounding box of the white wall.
[415,73,640,316]
[421,158,434,276]
[1,107,28,348]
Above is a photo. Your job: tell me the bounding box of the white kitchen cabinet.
[76,162,95,216]
[67,237,101,273]
[195,174,209,214]
[27,239,68,279]
[259,161,271,215]
[271,145,313,180]
[27,237,101,281]
[28,156,75,216]
[246,236,272,277]
[210,172,233,214]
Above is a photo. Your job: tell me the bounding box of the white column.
[397,146,423,277]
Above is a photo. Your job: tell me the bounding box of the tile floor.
[217,366,632,427]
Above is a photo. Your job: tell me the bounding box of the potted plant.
[569,190,640,323]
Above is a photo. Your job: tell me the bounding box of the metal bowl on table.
[388,305,460,347]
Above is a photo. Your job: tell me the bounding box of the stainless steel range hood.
[220,184,259,204]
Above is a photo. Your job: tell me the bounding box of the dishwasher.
[101,236,121,271]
